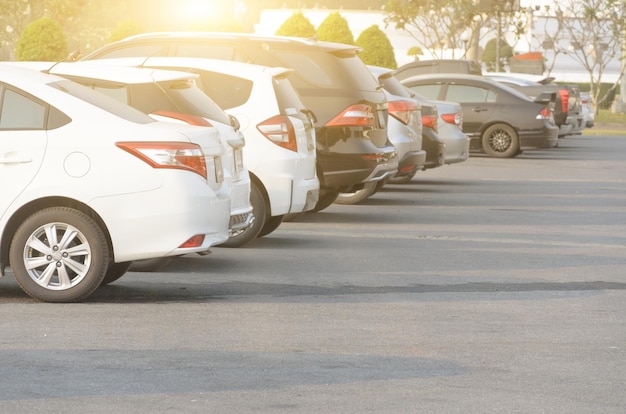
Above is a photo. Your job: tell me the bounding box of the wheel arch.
[1,197,112,274]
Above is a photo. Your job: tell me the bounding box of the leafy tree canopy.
[316,12,355,45]
[275,11,316,38]
[16,17,68,61]
[356,24,397,69]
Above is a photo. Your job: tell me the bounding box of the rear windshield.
[255,48,380,91]
[379,74,413,98]
[193,71,254,110]
[51,79,153,123]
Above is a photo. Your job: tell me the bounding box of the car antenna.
[42,49,80,74]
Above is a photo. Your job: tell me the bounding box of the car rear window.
[273,74,307,116]
[175,43,247,62]
[52,80,154,123]
[379,74,413,98]
[95,43,165,59]
[256,49,380,91]
[193,71,253,110]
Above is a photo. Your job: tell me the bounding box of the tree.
[275,11,316,38]
[316,12,355,45]
[407,46,424,61]
[356,25,397,69]
[482,38,513,71]
[383,0,527,60]
[533,0,625,112]
[16,17,68,61]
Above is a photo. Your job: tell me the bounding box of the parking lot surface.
[1,134,625,413]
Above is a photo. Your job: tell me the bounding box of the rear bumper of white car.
[92,171,231,262]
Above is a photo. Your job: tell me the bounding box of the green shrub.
[275,11,316,38]
[316,12,354,45]
[16,17,68,61]
[356,25,397,69]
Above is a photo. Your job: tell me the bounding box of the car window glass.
[174,44,246,62]
[380,75,412,98]
[93,85,129,103]
[194,72,253,110]
[273,75,305,115]
[446,84,496,103]
[269,51,333,86]
[405,84,441,100]
[96,44,164,59]
[0,88,46,129]
[53,80,153,123]
[164,80,231,124]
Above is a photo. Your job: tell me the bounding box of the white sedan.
[0,65,231,302]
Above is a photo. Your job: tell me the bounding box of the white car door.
[0,86,48,220]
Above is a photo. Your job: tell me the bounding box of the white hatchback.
[0,65,230,302]
[94,56,320,238]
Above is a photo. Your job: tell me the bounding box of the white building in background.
[255,8,622,84]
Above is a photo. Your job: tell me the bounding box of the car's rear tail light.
[537,107,553,121]
[441,112,463,126]
[257,114,297,151]
[558,90,569,113]
[179,234,205,248]
[388,100,418,125]
[116,141,207,179]
[422,114,438,133]
[326,104,375,127]
[150,110,214,127]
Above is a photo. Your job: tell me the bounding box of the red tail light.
[257,115,297,151]
[441,112,463,126]
[116,141,208,179]
[558,90,569,113]
[150,110,214,127]
[388,100,418,125]
[422,114,438,133]
[326,104,375,127]
[537,107,552,120]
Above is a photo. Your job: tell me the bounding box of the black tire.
[335,181,377,205]
[218,182,265,247]
[129,257,174,272]
[481,123,519,158]
[9,207,109,303]
[311,188,340,212]
[258,214,284,237]
[101,261,132,285]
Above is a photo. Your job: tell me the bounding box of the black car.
[81,32,398,211]
[401,73,559,158]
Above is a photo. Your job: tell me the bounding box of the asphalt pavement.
[1,134,625,413]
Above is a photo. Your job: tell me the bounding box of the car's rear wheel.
[258,215,284,237]
[311,188,339,212]
[9,207,109,302]
[218,182,265,247]
[482,123,519,158]
[101,261,132,285]
[334,181,377,205]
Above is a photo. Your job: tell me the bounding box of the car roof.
[403,73,533,101]
[85,31,361,57]
[4,61,198,86]
[102,56,293,80]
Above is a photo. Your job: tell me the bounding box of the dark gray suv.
[82,32,398,210]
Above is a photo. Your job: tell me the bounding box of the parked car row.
[394,59,590,154]
[10,37,576,302]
